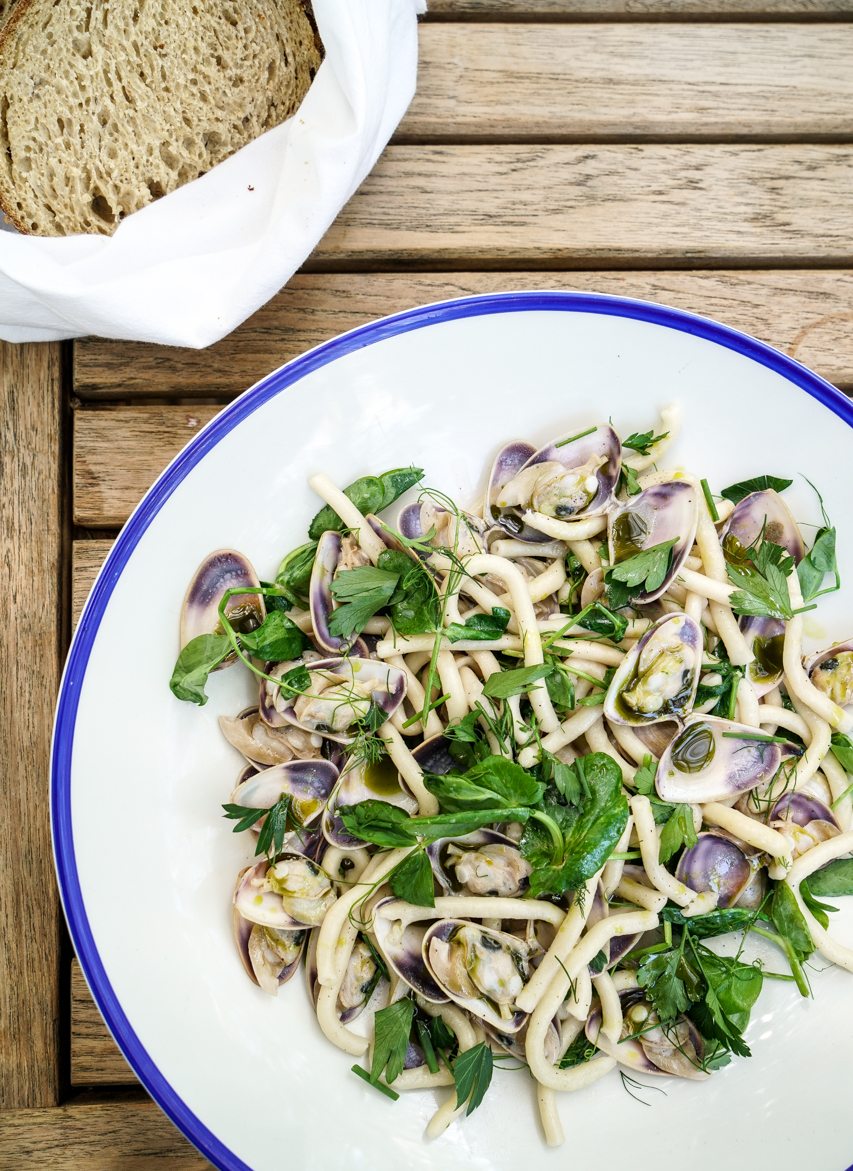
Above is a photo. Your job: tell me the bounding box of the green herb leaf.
[377,549,440,636]
[445,607,512,644]
[275,541,318,607]
[370,998,416,1086]
[389,849,435,907]
[558,1031,598,1069]
[803,857,853,898]
[660,906,761,940]
[309,468,425,540]
[329,565,400,639]
[726,540,798,621]
[632,754,657,796]
[280,664,311,696]
[622,429,669,456]
[605,538,677,606]
[481,663,553,699]
[720,475,793,505]
[452,1042,493,1116]
[830,732,853,774]
[545,658,576,712]
[255,795,298,860]
[658,804,698,864]
[258,581,292,613]
[637,948,692,1022]
[406,807,532,842]
[338,800,415,847]
[619,464,642,497]
[351,1064,399,1100]
[222,802,268,835]
[425,755,544,812]
[169,633,232,705]
[239,611,308,661]
[798,525,839,603]
[688,945,762,1059]
[769,882,814,961]
[574,601,628,643]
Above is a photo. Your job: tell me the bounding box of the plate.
[52,293,853,1171]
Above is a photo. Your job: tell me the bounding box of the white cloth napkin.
[0,0,424,346]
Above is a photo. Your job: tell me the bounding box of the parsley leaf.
[637,948,692,1022]
[308,467,424,540]
[575,601,628,643]
[328,565,399,639]
[658,803,698,864]
[622,429,670,456]
[605,539,677,607]
[370,998,416,1086]
[619,464,642,496]
[720,475,793,505]
[481,663,553,699]
[726,539,801,621]
[388,849,435,907]
[239,611,308,661]
[169,633,232,705]
[378,549,440,636]
[445,606,512,644]
[452,1042,493,1116]
[632,753,657,796]
[223,794,303,860]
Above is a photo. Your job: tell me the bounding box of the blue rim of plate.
[51,291,853,1171]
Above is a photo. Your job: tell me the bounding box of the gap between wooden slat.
[403,24,853,141]
[74,269,853,401]
[424,0,853,17]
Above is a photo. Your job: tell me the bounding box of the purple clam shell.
[805,641,853,709]
[427,829,526,896]
[675,832,753,908]
[180,548,263,648]
[310,532,352,655]
[421,919,528,1033]
[587,991,706,1079]
[770,792,838,829]
[231,759,339,828]
[411,733,457,776]
[279,657,407,744]
[741,615,786,698]
[604,612,703,727]
[608,481,699,604]
[233,906,305,991]
[485,440,540,538]
[722,490,805,563]
[398,502,425,543]
[372,899,448,1004]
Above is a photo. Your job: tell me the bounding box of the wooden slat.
[0,1104,207,1168]
[405,24,853,139]
[0,342,63,1108]
[72,540,115,626]
[70,961,135,1086]
[75,270,853,402]
[427,0,853,15]
[74,406,219,527]
[313,144,853,266]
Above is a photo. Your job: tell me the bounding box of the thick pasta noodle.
[171,407,853,1148]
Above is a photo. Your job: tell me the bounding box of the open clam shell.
[411,733,458,776]
[805,641,853,709]
[721,489,805,563]
[279,657,407,745]
[372,898,448,1004]
[674,831,764,909]
[231,759,339,829]
[180,548,264,652]
[322,755,418,849]
[490,424,621,539]
[655,714,800,804]
[586,989,707,1081]
[585,884,640,966]
[770,791,838,829]
[233,853,336,930]
[607,481,699,604]
[427,830,531,897]
[604,612,702,727]
[220,706,324,767]
[741,615,786,697]
[309,531,354,655]
[422,919,530,1033]
[233,912,307,995]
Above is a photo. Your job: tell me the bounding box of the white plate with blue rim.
[52,292,853,1171]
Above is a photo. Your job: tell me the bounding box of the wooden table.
[3,1,853,1164]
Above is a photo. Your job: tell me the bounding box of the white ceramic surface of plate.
[53,294,853,1171]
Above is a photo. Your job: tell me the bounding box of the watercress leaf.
[445,607,512,644]
[377,550,440,636]
[389,849,435,907]
[371,998,416,1086]
[425,756,544,812]
[169,633,232,705]
[275,541,318,607]
[798,525,839,602]
[720,475,793,505]
[660,906,761,940]
[830,732,853,774]
[452,1042,493,1116]
[308,467,425,540]
[799,883,834,930]
[407,807,532,842]
[621,429,669,456]
[803,856,853,897]
[658,804,698,864]
[690,945,762,1057]
[280,664,310,695]
[575,602,628,643]
[482,664,553,699]
[239,611,308,661]
[328,566,400,639]
[633,753,657,796]
[770,881,814,960]
[338,800,415,847]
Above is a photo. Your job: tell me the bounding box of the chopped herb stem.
[350,1065,400,1101]
[555,425,596,448]
[700,478,719,523]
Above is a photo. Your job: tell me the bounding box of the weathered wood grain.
[74,270,853,402]
[0,342,63,1109]
[313,145,853,266]
[70,961,135,1086]
[426,0,853,14]
[72,541,115,627]
[405,24,853,140]
[0,1103,208,1168]
[73,406,219,527]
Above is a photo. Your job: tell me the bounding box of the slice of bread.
[0,0,321,236]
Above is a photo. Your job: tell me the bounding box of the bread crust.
[0,0,322,236]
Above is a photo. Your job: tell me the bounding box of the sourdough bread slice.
[0,0,321,235]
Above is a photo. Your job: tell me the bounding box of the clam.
[655,714,800,805]
[309,531,373,655]
[485,1016,561,1065]
[489,424,621,539]
[584,884,641,966]
[607,481,699,604]
[279,657,407,744]
[422,919,530,1033]
[219,707,324,767]
[721,489,805,564]
[372,898,448,1004]
[322,754,418,849]
[233,853,336,929]
[180,548,265,649]
[675,832,765,909]
[805,641,853,709]
[411,733,458,776]
[770,792,838,829]
[230,759,339,829]
[604,613,702,726]
[338,939,390,1024]
[241,919,307,994]
[586,989,707,1080]
[427,830,531,897]
[741,616,786,697]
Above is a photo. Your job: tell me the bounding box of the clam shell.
[674,831,756,908]
[279,657,407,744]
[309,532,353,655]
[770,791,838,829]
[427,830,530,897]
[231,759,339,829]
[607,481,699,604]
[180,548,264,650]
[804,641,853,709]
[233,853,335,929]
[322,755,418,849]
[741,615,786,698]
[422,919,529,1033]
[372,898,448,1004]
[721,489,805,563]
[604,612,702,727]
